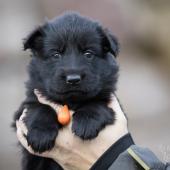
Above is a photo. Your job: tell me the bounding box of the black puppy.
[13,12,119,170]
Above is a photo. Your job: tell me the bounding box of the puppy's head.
[24,13,119,102]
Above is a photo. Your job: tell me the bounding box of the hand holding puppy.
[16,91,128,170]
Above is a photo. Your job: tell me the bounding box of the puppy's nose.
[66,74,81,85]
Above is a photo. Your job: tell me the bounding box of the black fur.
[13,12,119,170]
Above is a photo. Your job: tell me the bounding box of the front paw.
[72,115,100,140]
[26,127,58,153]
[72,107,114,140]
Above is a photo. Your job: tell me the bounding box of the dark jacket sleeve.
[108,145,169,170]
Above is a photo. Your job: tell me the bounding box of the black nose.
[66,74,81,85]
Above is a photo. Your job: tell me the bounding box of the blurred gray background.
[0,0,170,169]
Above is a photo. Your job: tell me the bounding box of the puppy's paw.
[72,116,99,140]
[72,106,115,140]
[26,127,58,153]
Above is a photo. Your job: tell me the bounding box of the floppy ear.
[98,28,120,57]
[23,27,44,55]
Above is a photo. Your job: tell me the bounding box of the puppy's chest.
[67,103,80,111]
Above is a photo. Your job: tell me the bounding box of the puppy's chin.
[47,88,101,103]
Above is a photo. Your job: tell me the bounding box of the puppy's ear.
[98,28,120,57]
[23,27,44,55]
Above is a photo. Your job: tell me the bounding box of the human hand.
[16,94,128,170]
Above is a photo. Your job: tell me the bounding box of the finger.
[18,118,28,135]
[109,94,128,122]
[34,89,47,101]
[16,121,48,157]
[34,89,47,104]
[34,89,41,96]
[18,108,28,135]
[16,121,32,151]
[19,108,27,121]
[109,94,124,114]
[16,120,55,158]
[112,96,122,112]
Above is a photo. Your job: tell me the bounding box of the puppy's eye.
[84,51,94,60]
[52,52,62,59]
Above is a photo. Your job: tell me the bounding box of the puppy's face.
[24,13,119,102]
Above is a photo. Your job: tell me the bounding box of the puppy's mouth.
[55,90,87,95]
